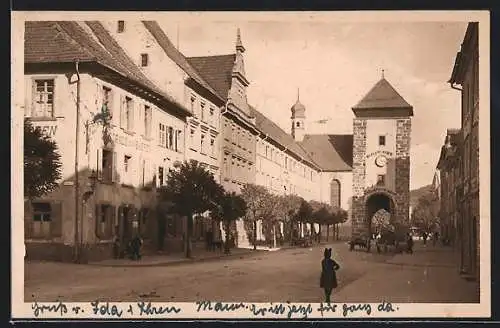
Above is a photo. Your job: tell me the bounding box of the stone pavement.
[333,243,480,303]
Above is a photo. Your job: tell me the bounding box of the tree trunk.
[336,223,340,240]
[253,220,257,251]
[185,214,193,258]
[318,224,322,243]
[224,220,231,254]
[326,224,330,241]
[273,223,277,249]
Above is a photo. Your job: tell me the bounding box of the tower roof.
[291,88,306,117]
[352,77,413,116]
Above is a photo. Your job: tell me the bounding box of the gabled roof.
[187,54,236,101]
[299,134,353,172]
[141,21,223,103]
[249,106,318,168]
[353,78,412,110]
[25,21,188,115]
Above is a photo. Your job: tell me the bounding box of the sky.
[160,18,468,190]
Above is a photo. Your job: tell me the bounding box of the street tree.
[159,160,224,258]
[411,190,440,233]
[311,203,330,241]
[293,198,312,240]
[240,183,271,250]
[281,194,302,242]
[24,118,62,200]
[213,191,247,254]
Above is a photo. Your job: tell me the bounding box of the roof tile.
[299,134,353,171]
[353,78,412,110]
[187,54,236,101]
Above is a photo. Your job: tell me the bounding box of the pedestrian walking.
[422,231,428,245]
[406,232,414,254]
[319,248,340,304]
[433,231,439,246]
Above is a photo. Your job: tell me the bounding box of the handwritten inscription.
[32,302,68,317]
[30,300,399,318]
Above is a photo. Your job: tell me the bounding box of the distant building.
[449,22,479,281]
[23,21,190,261]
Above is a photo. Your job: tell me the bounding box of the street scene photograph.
[14,11,487,309]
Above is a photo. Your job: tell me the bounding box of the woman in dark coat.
[320,248,340,303]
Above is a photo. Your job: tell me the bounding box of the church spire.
[236,27,245,53]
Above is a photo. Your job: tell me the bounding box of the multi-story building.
[449,22,479,281]
[100,20,226,244]
[186,29,259,247]
[436,129,461,248]
[23,21,191,261]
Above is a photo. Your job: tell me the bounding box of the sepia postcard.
[11,10,490,320]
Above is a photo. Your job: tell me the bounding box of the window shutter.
[120,95,126,128]
[24,200,32,239]
[112,151,119,183]
[96,148,103,180]
[95,204,102,239]
[50,201,63,238]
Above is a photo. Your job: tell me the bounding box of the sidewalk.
[333,243,480,303]
[86,247,262,268]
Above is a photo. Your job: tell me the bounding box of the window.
[330,179,341,208]
[190,95,197,117]
[159,123,166,147]
[210,138,215,156]
[33,79,55,118]
[117,20,125,33]
[125,97,134,131]
[379,135,386,146]
[158,167,164,186]
[296,122,300,127]
[32,202,51,238]
[144,105,152,137]
[175,130,181,152]
[140,53,149,67]
[168,127,174,149]
[102,86,112,116]
[95,204,113,239]
[377,174,385,186]
[124,155,131,173]
[190,129,195,146]
[201,134,206,154]
[209,107,215,116]
[102,149,114,183]
[200,102,206,121]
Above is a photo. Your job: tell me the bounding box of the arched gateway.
[350,76,414,242]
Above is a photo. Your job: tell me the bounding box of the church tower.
[350,73,413,240]
[228,28,251,117]
[291,89,306,142]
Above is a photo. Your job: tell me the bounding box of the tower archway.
[365,192,396,236]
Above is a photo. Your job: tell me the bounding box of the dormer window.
[141,54,149,67]
[117,21,125,33]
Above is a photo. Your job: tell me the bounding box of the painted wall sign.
[35,125,58,138]
[110,131,151,152]
[365,150,393,159]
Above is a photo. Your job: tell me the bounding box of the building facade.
[436,129,461,248]
[23,21,192,261]
[449,22,480,281]
[349,77,413,239]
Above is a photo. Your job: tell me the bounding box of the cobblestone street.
[24,241,479,303]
